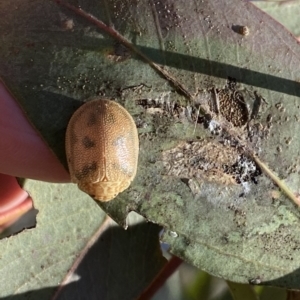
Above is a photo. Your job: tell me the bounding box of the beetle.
[65,99,139,201]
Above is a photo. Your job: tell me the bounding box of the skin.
[0,81,70,227]
[0,81,70,182]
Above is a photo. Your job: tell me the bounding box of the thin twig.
[252,155,300,206]
[53,1,201,111]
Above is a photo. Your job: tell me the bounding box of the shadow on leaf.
[0,221,166,300]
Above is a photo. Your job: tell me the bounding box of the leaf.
[227,281,259,300]
[1,0,300,291]
[55,212,166,300]
[0,180,106,298]
[253,1,300,38]
[0,180,165,299]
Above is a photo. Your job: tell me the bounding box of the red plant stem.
[287,290,300,300]
[136,255,183,300]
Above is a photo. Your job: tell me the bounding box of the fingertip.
[0,80,70,182]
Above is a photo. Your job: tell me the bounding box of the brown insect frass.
[239,26,249,36]
[65,99,139,202]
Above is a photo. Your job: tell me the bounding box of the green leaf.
[0,180,106,298]
[253,1,300,38]
[0,180,165,299]
[55,212,166,300]
[227,281,258,300]
[1,0,300,292]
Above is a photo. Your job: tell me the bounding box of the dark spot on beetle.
[82,136,96,149]
[87,112,97,126]
[75,161,98,180]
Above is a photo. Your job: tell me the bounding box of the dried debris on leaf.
[162,140,261,186]
[136,78,269,188]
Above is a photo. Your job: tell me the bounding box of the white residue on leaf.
[241,181,251,194]
[169,231,178,238]
[208,119,221,135]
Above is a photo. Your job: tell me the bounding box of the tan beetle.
[65,99,139,201]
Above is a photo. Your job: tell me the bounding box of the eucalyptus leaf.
[0,180,107,298]
[1,0,300,291]
[254,1,300,38]
[0,180,165,299]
